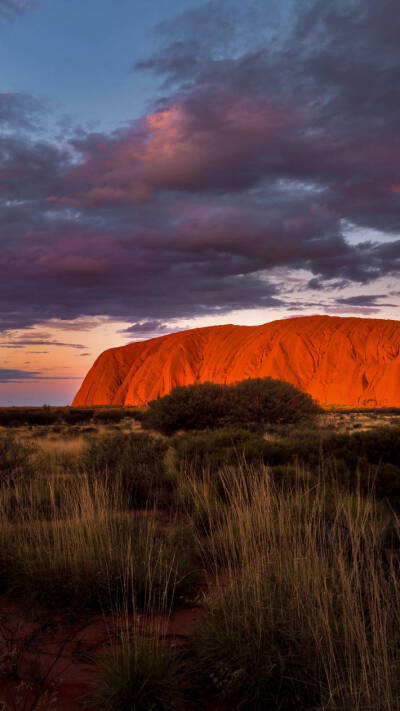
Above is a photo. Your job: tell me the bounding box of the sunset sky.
[1,0,400,405]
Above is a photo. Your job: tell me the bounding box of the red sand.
[0,597,205,710]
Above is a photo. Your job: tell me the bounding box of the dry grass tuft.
[188,466,400,710]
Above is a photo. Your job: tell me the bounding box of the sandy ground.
[0,596,206,711]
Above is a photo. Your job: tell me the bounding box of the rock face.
[73,315,400,408]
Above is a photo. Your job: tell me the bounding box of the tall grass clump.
[83,432,173,508]
[94,634,183,711]
[173,428,269,478]
[0,475,197,612]
[190,466,400,710]
[0,433,37,484]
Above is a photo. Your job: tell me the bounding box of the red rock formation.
[73,315,400,408]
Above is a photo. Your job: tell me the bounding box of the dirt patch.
[0,595,206,710]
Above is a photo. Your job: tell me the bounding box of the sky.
[1,0,400,405]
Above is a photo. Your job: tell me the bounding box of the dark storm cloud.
[0,93,45,131]
[337,295,386,307]
[133,0,400,232]
[0,187,399,331]
[0,368,39,381]
[0,368,79,382]
[139,0,400,130]
[2,0,400,331]
[336,294,398,309]
[122,320,170,336]
[0,134,69,200]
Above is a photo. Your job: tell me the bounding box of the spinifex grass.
[94,635,183,711]
[188,466,400,711]
[93,521,186,711]
[1,427,399,710]
[0,474,197,612]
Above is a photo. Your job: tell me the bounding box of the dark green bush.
[84,432,172,507]
[0,407,61,427]
[228,377,321,428]
[0,408,26,427]
[93,408,126,424]
[26,408,61,426]
[262,427,400,506]
[144,378,320,434]
[0,406,105,427]
[124,407,146,422]
[144,382,232,434]
[174,425,400,506]
[63,408,94,424]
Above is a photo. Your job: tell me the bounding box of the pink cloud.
[47,92,293,206]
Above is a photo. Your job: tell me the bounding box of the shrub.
[0,408,26,427]
[288,426,400,472]
[0,407,62,427]
[144,378,321,434]
[174,428,269,476]
[229,377,321,428]
[83,432,171,507]
[124,407,146,422]
[95,637,182,711]
[63,408,94,425]
[174,424,400,506]
[144,382,232,434]
[260,427,400,506]
[93,408,126,424]
[25,408,61,426]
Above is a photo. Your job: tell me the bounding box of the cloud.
[0,368,39,381]
[0,0,37,18]
[15,339,86,349]
[0,368,81,382]
[121,320,172,337]
[0,93,46,131]
[132,0,400,231]
[0,186,399,332]
[1,0,400,332]
[336,295,387,307]
[0,336,86,349]
[334,294,399,312]
[46,93,302,206]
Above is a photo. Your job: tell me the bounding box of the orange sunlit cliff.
[73,315,400,408]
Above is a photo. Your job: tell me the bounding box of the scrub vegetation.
[143,378,321,434]
[0,380,399,710]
